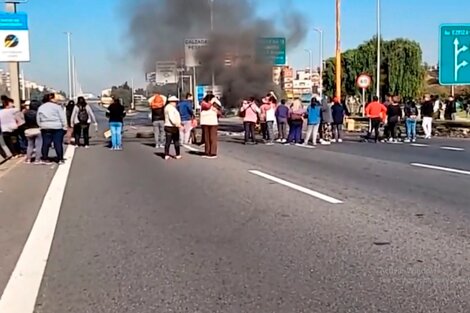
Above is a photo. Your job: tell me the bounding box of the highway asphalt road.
[0,106,469,313]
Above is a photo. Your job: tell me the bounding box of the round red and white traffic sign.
[356,74,371,89]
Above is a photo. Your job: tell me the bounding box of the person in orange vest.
[365,96,387,143]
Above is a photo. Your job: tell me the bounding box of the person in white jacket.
[200,94,221,158]
[164,96,182,160]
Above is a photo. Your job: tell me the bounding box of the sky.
[5,0,470,95]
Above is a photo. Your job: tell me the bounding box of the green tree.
[323,37,424,101]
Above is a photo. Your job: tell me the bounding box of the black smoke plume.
[122,0,308,106]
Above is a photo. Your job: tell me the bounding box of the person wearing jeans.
[240,98,260,145]
[150,93,167,148]
[41,129,64,162]
[420,95,434,139]
[287,99,305,144]
[106,98,126,150]
[303,97,321,146]
[404,101,419,143]
[177,93,194,145]
[37,93,67,163]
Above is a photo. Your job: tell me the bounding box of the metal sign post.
[356,74,371,116]
[1,4,30,107]
[155,61,177,85]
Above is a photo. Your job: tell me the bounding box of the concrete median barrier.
[348,116,470,138]
[0,133,12,164]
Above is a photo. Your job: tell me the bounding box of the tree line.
[323,37,425,101]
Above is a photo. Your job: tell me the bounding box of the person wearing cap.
[37,93,67,163]
[164,95,183,160]
[200,94,221,158]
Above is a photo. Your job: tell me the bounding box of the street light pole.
[376,0,381,99]
[314,28,324,99]
[65,32,73,100]
[210,0,215,91]
[304,49,312,75]
[335,0,342,100]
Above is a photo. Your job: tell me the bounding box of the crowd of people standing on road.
[0,93,100,164]
[148,92,221,160]
[240,94,350,146]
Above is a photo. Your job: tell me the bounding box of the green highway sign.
[439,24,470,85]
[256,37,286,66]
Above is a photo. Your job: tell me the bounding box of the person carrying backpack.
[71,96,97,148]
[149,92,167,148]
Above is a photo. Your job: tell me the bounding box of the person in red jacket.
[365,96,387,143]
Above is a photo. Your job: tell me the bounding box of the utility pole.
[314,28,324,99]
[21,69,25,100]
[335,0,342,100]
[210,0,215,91]
[5,1,21,107]
[376,0,381,99]
[131,77,135,110]
[304,49,313,93]
[65,32,73,100]
[72,55,76,98]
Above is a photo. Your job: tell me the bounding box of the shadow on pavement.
[187,151,206,157]
[154,152,166,159]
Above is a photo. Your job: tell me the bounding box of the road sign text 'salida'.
[439,24,470,85]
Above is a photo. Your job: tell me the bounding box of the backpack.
[78,106,89,124]
[151,95,165,109]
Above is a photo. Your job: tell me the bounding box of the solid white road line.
[410,163,470,176]
[410,143,429,147]
[0,146,76,313]
[249,170,343,204]
[440,146,465,151]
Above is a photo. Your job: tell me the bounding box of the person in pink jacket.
[240,97,260,144]
[260,95,277,145]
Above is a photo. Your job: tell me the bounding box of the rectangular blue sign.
[0,12,28,30]
[439,24,470,85]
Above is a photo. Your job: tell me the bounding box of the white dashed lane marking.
[249,170,343,204]
[410,163,470,176]
[440,146,465,151]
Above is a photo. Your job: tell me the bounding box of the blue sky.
[5,0,470,94]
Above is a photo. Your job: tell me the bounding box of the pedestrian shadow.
[223,137,255,145]
[154,152,166,159]
[187,151,205,156]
